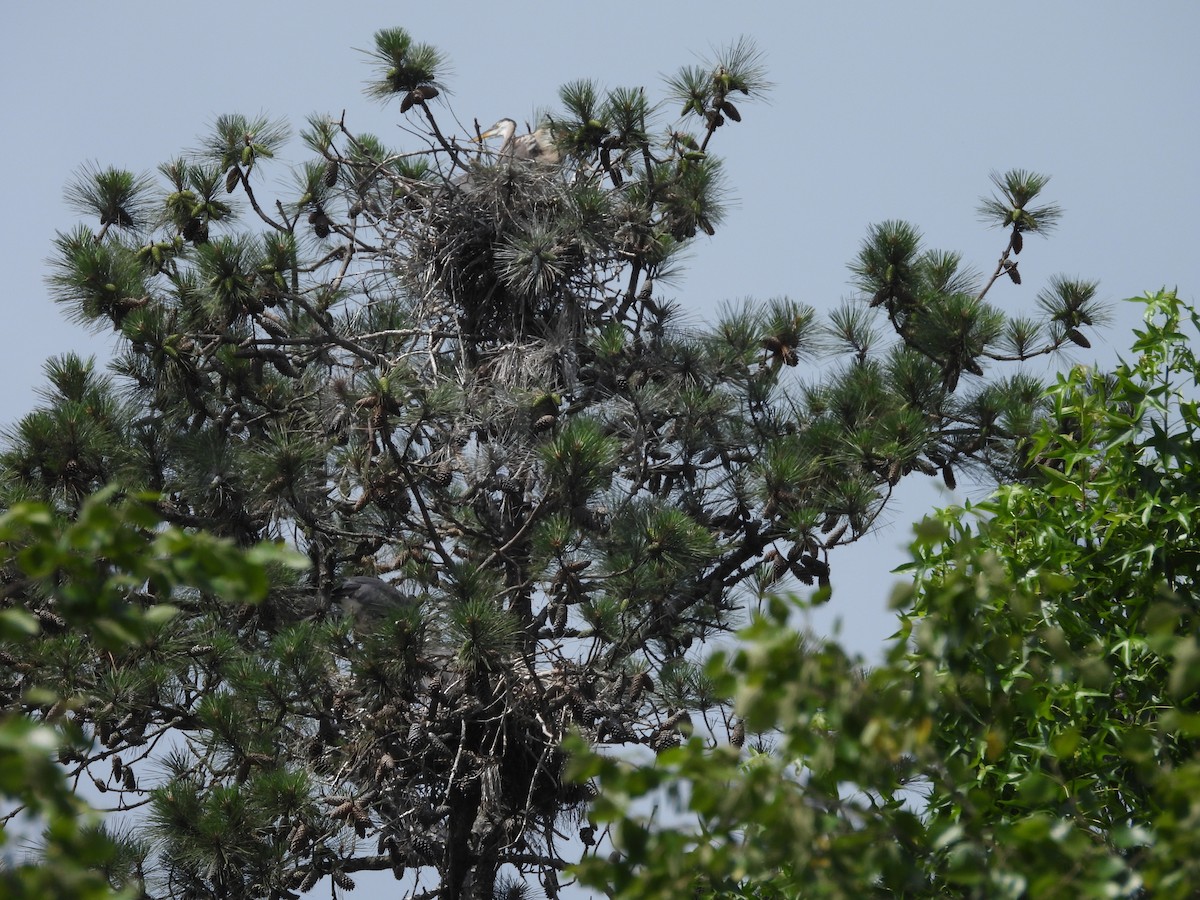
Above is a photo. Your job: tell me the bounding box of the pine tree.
[0,28,1106,899]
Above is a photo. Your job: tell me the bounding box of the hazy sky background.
[5,3,1198,650]
[2,2,1197,892]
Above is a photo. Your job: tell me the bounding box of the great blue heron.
[333,575,418,623]
[476,118,561,164]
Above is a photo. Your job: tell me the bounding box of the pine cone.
[308,209,332,239]
[374,753,396,781]
[182,217,208,243]
[625,672,653,704]
[411,834,439,863]
[387,838,406,879]
[288,822,311,854]
[651,730,681,753]
[772,553,789,582]
[406,722,426,751]
[497,477,523,496]
[35,608,66,631]
[662,710,691,732]
[805,556,830,579]
[299,867,321,892]
[825,522,848,546]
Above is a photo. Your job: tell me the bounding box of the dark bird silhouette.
[333,575,417,621]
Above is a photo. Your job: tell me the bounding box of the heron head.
[476,118,516,142]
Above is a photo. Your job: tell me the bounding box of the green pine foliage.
[2,26,1107,897]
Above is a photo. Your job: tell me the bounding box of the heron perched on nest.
[476,118,561,164]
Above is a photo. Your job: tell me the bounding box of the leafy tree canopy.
[2,25,1106,898]
[574,289,1200,899]
[0,489,302,898]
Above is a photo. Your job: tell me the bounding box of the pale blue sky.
[3,2,1196,654]
[3,3,1198,896]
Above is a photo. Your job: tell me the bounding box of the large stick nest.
[398,160,615,356]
